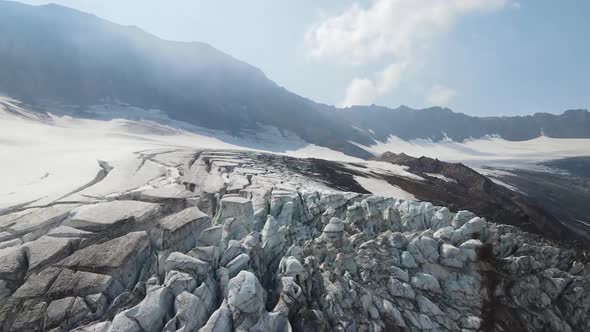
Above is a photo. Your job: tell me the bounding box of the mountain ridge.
[1,0,589,158]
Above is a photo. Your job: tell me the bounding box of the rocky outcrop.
[0,149,588,331]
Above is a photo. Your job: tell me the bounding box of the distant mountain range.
[1,0,589,158]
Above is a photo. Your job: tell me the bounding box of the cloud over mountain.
[306,0,509,106]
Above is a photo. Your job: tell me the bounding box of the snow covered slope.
[3,95,590,211]
[356,134,590,163]
[0,97,357,210]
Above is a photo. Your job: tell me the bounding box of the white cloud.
[306,0,508,63]
[426,85,457,106]
[377,62,408,94]
[340,78,377,107]
[306,0,508,106]
[340,62,408,107]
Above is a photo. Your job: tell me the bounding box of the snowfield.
[356,134,590,162]
[0,98,361,209]
[2,96,590,209]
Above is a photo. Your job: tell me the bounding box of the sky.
[15,0,590,116]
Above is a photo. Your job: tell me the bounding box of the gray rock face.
[1,149,588,332]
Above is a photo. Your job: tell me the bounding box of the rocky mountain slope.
[370,152,590,246]
[1,1,590,159]
[0,149,588,332]
[483,157,590,235]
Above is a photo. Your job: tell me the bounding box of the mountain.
[0,1,373,158]
[1,3,590,331]
[371,152,590,245]
[342,105,590,142]
[1,0,590,159]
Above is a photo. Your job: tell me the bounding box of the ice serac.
[150,207,211,252]
[66,201,162,232]
[0,149,588,332]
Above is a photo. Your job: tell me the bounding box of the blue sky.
[15,0,590,116]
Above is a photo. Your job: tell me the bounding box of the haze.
[14,0,590,116]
